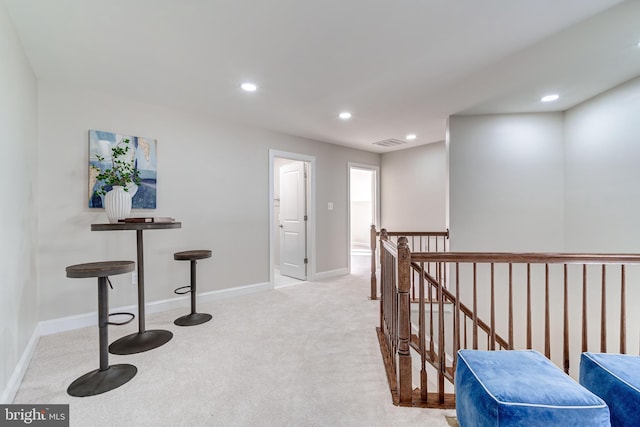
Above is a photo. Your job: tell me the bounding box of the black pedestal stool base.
[174,250,212,326]
[67,364,138,397]
[109,329,174,355]
[175,312,213,326]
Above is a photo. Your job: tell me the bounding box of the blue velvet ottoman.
[580,352,640,427]
[456,349,610,426]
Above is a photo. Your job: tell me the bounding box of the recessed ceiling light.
[339,112,352,120]
[406,134,417,141]
[241,82,257,92]
[541,94,559,102]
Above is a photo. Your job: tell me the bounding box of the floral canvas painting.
[88,130,157,209]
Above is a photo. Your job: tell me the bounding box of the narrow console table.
[91,221,182,354]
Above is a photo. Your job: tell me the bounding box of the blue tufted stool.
[65,261,137,397]
[173,250,212,326]
[580,352,640,427]
[456,349,610,426]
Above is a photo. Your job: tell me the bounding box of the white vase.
[126,182,138,198]
[104,186,132,223]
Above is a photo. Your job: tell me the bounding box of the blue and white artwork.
[88,129,157,209]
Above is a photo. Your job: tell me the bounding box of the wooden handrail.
[381,231,450,237]
[412,252,640,264]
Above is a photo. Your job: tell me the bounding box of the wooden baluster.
[545,264,550,358]
[454,263,461,369]
[419,261,428,402]
[389,253,394,352]
[411,258,416,302]
[396,237,412,404]
[435,238,439,290]
[601,265,607,353]
[620,265,626,354]
[429,267,435,359]
[382,248,387,344]
[582,264,588,353]
[389,250,396,365]
[427,237,431,275]
[473,263,478,350]
[508,263,513,349]
[490,263,495,350]
[527,264,532,349]
[386,276,390,344]
[380,229,388,331]
[438,260,445,403]
[443,256,447,290]
[370,225,378,301]
[381,249,387,345]
[464,313,468,349]
[380,243,385,333]
[563,264,569,374]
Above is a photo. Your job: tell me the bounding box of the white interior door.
[279,161,307,280]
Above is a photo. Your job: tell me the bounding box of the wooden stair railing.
[377,231,507,408]
[377,233,640,409]
[370,225,449,300]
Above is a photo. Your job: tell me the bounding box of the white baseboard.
[39,310,107,336]
[198,282,271,301]
[2,280,272,402]
[38,281,272,336]
[312,268,348,281]
[1,325,40,404]
[274,280,308,290]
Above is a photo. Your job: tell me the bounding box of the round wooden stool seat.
[174,250,212,261]
[66,261,135,278]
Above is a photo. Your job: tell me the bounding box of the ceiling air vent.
[372,138,407,148]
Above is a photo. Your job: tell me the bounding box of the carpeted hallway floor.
[13,255,456,426]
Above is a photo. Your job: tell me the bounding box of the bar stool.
[65,261,137,397]
[173,250,212,326]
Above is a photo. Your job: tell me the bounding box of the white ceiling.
[5,0,640,153]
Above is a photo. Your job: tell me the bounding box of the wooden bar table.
[91,221,182,354]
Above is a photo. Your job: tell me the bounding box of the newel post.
[397,236,412,404]
[370,225,378,300]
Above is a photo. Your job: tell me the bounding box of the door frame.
[269,150,316,286]
[347,162,380,274]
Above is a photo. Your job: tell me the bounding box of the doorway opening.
[269,150,315,288]
[348,163,379,274]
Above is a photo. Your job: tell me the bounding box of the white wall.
[36,83,380,320]
[380,142,447,231]
[564,76,640,252]
[448,113,565,251]
[0,2,39,401]
[449,77,640,254]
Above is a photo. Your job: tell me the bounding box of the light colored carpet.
[13,255,456,426]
